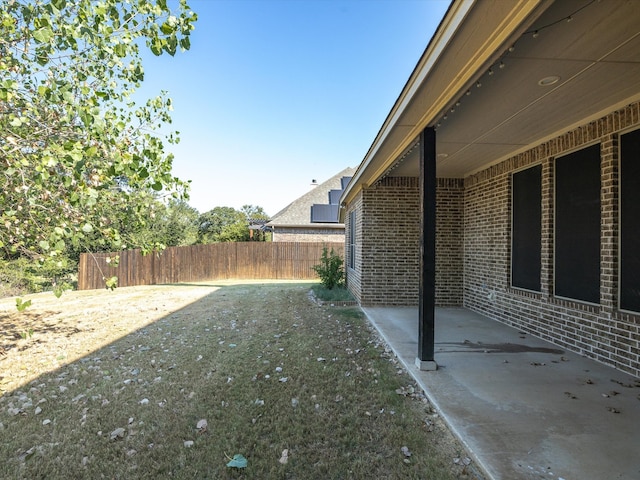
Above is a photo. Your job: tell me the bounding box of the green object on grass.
[16,298,32,312]
[226,454,248,468]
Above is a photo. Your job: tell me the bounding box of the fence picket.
[77,242,344,290]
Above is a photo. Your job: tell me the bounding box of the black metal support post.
[416,126,437,371]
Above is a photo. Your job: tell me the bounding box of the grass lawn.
[309,283,357,304]
[0,282,477,479]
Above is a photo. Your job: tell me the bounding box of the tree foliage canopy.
[198,204,269,244]
[0,0,196,266]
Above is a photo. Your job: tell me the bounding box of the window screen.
[348,211,356,269]
[620,129,640,312]
[511,165,542,291]
[555,144,601,303]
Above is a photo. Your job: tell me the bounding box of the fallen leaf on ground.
[196,419,208,432]
[226,454,248,468]
[279,449,289,464]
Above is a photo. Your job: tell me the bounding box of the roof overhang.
[341,0,640,210]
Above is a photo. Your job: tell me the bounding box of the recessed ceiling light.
[538,75,560,86]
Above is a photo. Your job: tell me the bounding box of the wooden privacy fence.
[78,242,344,290]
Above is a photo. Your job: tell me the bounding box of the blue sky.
[138,0,450,216]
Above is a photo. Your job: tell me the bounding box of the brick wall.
[464,101,640,377]
[345,192,363,304]
[436,178,464,306]
[272,227,345,243]
[345,176,464,307]
[359,177,421,306]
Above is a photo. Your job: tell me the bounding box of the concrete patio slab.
[363,306,640,480]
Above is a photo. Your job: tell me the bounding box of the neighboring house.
[267,167,355,242]
[247,218,270,241]
[341,0,640,376]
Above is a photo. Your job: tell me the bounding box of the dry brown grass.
[0,281,478,479]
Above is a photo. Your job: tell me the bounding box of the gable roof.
[268,167,355,228]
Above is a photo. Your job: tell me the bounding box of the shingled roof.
[267,167,355,227]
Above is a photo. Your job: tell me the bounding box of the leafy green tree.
[0,0,197,268]
[217,221,250,242]
[160,199,199,246]
[197,205,269,243]
[69,189,168,256]
[241,204,269,221]
[241,204,270,241]
[197,207,245,244]
[65,194,199,258]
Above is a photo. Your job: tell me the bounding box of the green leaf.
[79,110,94,127]
[114,43,126,57]
[85,146,98,156]
[226,454,247,469]
[165,35,178,56]
[16,298,33,312]
[33,26,54,43]
[160,21,174,35]
[150,38,163,56]
[104,276,118,291]
[38,85,51,98]
[82,223,93,233]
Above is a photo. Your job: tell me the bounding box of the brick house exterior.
[267,167,354,242]
[269,227,345,243]
[341,1,640,377]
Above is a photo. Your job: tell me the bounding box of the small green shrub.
[0,257,77,298]
[312,247,344,289]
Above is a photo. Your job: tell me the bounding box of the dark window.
[348,211,356,269]
[511,165,542,291]
[555,144,601,303]
[620,129,640,312]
